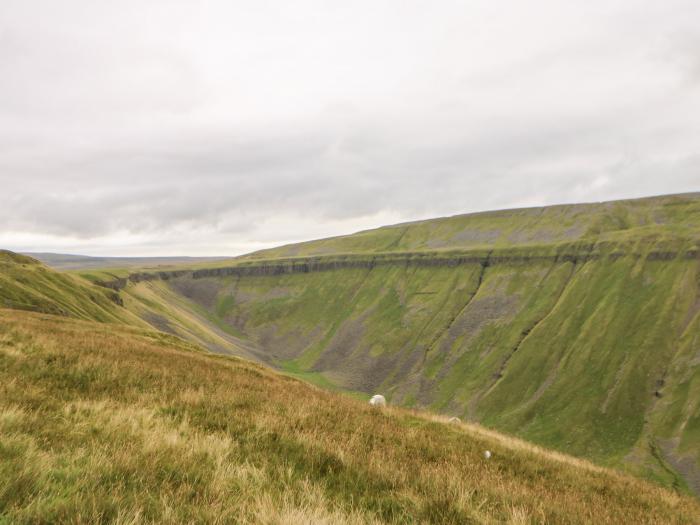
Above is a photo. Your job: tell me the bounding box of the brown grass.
[1,308,698,524]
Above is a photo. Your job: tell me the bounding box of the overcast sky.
[1,1,698,256]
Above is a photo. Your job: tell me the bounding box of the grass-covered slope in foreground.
[2,309,699,524]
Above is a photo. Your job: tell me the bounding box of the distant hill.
[242,192,700,259]
[24,252,229,271]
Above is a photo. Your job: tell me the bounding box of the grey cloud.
[0,0,698,255]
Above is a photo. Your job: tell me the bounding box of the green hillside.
[2,193,698,504]
[0,251,141,325]
[1,308,698,523]
[0,251,255,361]
[159,250,699,492]
[88,193,700,497]
[244,192,700,259]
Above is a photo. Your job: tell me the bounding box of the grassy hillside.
[2,308,698,523]
[118,279,263,361]
[0,250,259,363]
[244,192,700,259]
[3,193,698,503]
[162,250,700,492]
[0,251,141,325]
[83,193,700,496]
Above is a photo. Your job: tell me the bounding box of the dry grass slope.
[1,309,698,524]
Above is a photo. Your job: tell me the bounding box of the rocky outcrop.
[95,243,698,291]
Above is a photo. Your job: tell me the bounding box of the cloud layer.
[1,1,698,255]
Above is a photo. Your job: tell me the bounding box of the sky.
[1,1,698,256]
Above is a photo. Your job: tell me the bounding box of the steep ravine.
[106,244,700,496]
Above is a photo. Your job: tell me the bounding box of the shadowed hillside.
[1,308,698,523]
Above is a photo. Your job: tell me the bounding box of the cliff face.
[108,242,696,285]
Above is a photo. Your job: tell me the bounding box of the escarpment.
[99,239,698,290]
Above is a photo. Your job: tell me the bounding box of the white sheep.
[369,394,386,407]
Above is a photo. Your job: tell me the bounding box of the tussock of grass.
[1,309,698,524]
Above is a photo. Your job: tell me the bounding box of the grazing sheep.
[448,417,461,424]
[484,450,492,459]
[369,394,386,407]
